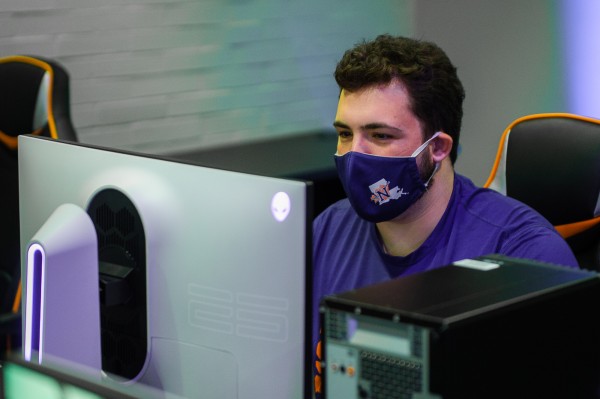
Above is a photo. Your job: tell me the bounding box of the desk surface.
[170,131,338,179]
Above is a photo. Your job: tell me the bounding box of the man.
[312,34,578,394]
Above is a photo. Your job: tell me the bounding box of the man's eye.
[338,131,352,139]
[373,133,392,140]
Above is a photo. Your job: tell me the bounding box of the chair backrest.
[0,56,77,355]
[484,113,600,271]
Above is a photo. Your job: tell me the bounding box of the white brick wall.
[0,0,413,155]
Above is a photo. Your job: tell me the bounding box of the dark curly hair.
[335,35,465,164]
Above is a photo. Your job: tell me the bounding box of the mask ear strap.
[424,162,440,188]
[411,131,442,157]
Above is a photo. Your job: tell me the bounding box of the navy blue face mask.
[334,132,440,223]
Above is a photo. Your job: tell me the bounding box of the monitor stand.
[24,203,101,371]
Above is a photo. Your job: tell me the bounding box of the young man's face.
[333,80,426,158]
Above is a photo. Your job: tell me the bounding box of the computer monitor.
[18,135,313,399]
[1,354,184,399]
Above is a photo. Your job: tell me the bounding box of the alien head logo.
[271,192,291,222]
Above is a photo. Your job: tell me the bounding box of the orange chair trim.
[0,131,18,150]
[483,113,600,188]
[555,215,600,239]
[12,280,21,314]
[0,55,58,150]
[0,127,43,150]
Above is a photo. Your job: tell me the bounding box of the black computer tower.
[321,255,600,399]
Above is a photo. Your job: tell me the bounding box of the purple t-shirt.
[311,173,578,392]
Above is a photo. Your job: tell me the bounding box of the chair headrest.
[0,55,77,150]
[486,114,600,227]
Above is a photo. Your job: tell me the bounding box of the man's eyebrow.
[333,121,401,131]
[333,121,350,129]
[363,123,401,131]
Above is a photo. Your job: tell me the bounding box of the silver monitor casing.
[19,135,311,399]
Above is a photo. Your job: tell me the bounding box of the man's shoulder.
[453,173,551,228]
[451,174,577,267]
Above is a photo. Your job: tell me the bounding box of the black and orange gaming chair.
[0,55,77,357]
[484,113,600,271]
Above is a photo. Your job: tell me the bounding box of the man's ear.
[431,132,453,162]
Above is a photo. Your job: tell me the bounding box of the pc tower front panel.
[321,255,600,399]
[324,311,437,399]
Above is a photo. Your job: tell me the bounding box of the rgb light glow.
[24,244,45,364]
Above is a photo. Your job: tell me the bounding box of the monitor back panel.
[19,135,312,399]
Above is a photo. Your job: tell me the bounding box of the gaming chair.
[484,113,600,271]
[0,55,77,357]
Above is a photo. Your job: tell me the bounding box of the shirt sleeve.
[499,225,579,268]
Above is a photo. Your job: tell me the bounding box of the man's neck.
[376,161,455,257]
